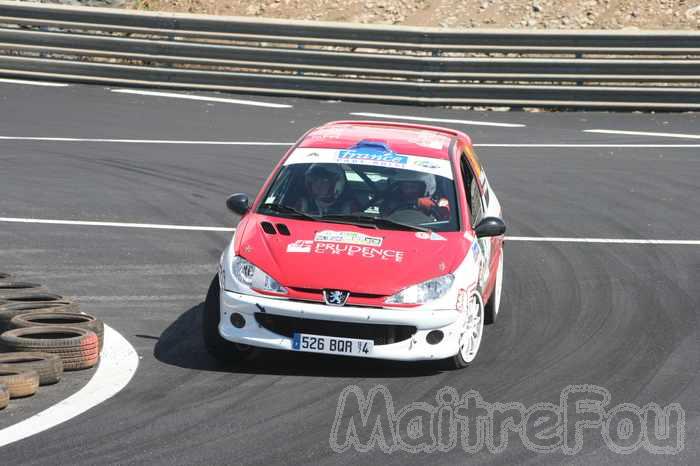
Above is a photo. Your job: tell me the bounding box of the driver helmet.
[304,163,346,205]
[390,170,436,199]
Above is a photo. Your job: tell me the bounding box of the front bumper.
[219,290,464,361]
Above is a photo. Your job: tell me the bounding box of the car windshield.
[257,146,460,232]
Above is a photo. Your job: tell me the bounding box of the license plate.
[292,333,373,356]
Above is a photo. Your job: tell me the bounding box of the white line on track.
[473,143,700,148]
[0,78,70,87]
[506,237,700,245]
[0,325,139,448]
[0,217,698,245]
[0,217,234,232]
[584,129,700,140]
[111,89,293,108]
[0,137,291,145]
[1,137,699,148]
[349,112,525,128]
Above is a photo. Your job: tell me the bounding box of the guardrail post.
[38,24,48,59]
[431,48,441,83]
[298,43,304,76]
[166,29,175,68]
[575,51,583,86]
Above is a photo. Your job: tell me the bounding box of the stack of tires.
[0,272,104,411]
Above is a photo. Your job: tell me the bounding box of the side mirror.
[474,217,506,238]
[226,193,250,216]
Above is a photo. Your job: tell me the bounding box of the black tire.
[0,383,8,409]
[203,275,259,364]
[0,302,79,332]
[0,366,39,398]
[0,326,98,349]
[0,282,48,299]
[60,350,100,361]
[62,354,99,371]
[0,326,100,369]
[0,293,78,309]
[442,348,472,370]
[0,352,63,385]
[10,312,103,350]
[47,347,100,360]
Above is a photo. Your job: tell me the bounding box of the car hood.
[235,214,470,296]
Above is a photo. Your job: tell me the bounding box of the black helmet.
[304,164,346,204]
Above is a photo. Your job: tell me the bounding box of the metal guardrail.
[0,1,699,109]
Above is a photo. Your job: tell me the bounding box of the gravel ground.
[34,0,700,29]
[120,0,700,29]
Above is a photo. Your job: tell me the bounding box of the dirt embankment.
[121,0,700,29]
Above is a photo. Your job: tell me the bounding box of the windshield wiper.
[320,214,430,232]
[259,203,317,221]
[259,206,431,232]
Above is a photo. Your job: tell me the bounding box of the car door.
[459,148,492,293]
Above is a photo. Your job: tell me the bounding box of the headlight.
[231,257,287,295]
[385,274,454,305]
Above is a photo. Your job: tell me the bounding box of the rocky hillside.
[118,0,700,29]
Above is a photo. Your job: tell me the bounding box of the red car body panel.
[298,122,468,160]
[236,214,470,301]
[241,120,501,306]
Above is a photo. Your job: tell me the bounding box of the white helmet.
[305,163,346,204]
[390,170,436,197]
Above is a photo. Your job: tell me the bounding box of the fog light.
[230,313,246,328]
[426,330,443,345]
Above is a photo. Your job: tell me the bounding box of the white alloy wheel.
[458,293,484,364]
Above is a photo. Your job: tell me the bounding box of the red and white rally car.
[204,120,505,369]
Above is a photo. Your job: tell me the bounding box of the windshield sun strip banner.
[284,148,454,180]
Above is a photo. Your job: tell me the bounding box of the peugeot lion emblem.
[324,290,350,306]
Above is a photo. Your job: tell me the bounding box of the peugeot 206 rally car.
[204,120,505,369]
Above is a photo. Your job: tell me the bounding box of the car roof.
[297,120,472,160]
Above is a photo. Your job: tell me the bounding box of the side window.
[460,155,484,227]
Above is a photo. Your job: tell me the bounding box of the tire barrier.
[0,271,107,414]
[0,366,40,398]
[0,292,77,306]
[0,301,78,333]
[0,282,48,299]
[0,383,8,409]
[0,326,100,371]
[0,352,63,386]
[10,312,104,350]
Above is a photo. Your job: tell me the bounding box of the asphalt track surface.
[1,82,699,465]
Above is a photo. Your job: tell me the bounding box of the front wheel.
[442,292,484,370]
[202,275,259,364]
